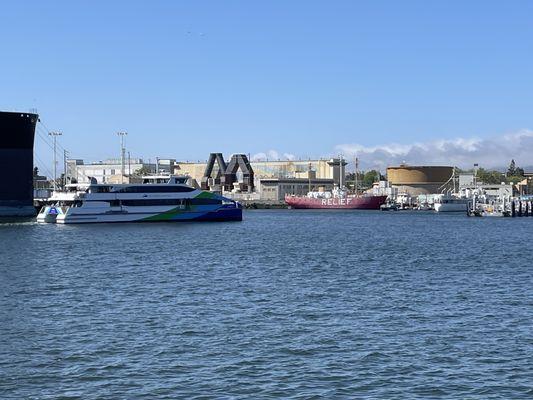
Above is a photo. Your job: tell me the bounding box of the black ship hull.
[0,111,39,216]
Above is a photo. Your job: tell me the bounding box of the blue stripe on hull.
[191,207,242,222]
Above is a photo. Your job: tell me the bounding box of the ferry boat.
[285,187,387,210]
[37,175,242,224]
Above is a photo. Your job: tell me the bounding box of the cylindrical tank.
[386,165,454,195]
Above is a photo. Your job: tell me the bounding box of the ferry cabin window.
[88,186,111,193]
[119,198,221,206]
[114,186,195,193]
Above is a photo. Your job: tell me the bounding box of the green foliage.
[505,159,525,180]
[476,168,505,184]
[477,162,525,185]
[345,170,383,189]
[363,170,381,187]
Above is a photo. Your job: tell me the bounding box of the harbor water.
[1,210,532,399]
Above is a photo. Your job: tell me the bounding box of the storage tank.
[386,165,454,195]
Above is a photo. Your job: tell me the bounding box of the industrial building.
[259,178,335,202]
[386,164,454,196]
[66,158,176,184]
[174,157,346,188]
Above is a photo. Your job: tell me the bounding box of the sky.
[2,0,533,173]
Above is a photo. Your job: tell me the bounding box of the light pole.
[49,131,62,189]
[117,132,127,183]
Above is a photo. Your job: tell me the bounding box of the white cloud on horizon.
[335,130,533,171]
[251,150,296,161]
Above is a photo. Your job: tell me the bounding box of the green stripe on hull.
[142,207,186,221]
[195,191,217,199]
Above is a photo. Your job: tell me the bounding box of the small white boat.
[434,194,469,212]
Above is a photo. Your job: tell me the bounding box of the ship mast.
[339,154,343,188]
[48,131,62,190]
[354,156,359,195]
[308,162,312,193]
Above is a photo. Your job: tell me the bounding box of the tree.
[362,170,382,187]
[477,168,505,184]
[507,159,516,176]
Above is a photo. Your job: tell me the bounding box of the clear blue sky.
[2,1,533,170]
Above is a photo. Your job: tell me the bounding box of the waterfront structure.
[0,111,39,216]
[386,164,454,196]
[37,175,242,224]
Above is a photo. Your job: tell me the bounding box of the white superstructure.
[434,193,469,212]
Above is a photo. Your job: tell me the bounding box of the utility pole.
[117,132,127,183]
[49,131,62,190]
[128,151,131,176]
[156,157,159,175]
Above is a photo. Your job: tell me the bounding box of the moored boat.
[37,175,242,223]
[433,194,469,212]
[285,187,387,210]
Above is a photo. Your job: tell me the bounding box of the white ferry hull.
[37,205,68,223]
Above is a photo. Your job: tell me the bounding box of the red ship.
[285,189,387,210]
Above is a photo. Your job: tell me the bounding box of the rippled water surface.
[1,210,532,399]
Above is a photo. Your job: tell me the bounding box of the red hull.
[285,194,388,209]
